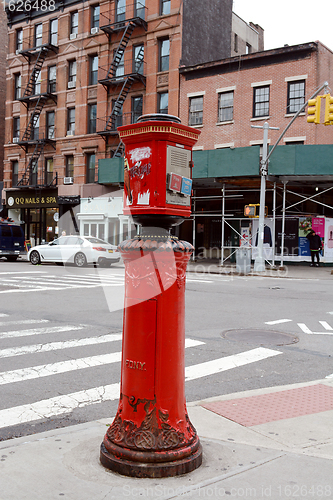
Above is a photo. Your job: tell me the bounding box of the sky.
[232,0,333,52]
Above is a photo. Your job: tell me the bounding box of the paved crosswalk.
[0,313,282,435]
[0,270,125,293]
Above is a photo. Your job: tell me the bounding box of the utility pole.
[251,122,279,272]
[251,81,329,272]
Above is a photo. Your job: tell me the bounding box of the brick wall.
[180,43,333,151]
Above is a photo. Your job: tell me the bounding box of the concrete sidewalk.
[187,260,333,280]
[1,377,332,500]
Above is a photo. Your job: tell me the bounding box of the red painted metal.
[100,116,202,477]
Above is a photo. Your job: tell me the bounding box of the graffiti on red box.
[124,146,152,206]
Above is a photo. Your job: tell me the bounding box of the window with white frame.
[287,80,305,114]
[189,95,203,126]
[218,91,234,122]
[253,85,270,118]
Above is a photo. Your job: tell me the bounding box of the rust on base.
[100,441,202,478]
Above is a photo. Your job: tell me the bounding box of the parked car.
[28,235,120,267]
[0,221,25,261]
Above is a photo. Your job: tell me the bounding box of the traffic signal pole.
[251,81,329,271]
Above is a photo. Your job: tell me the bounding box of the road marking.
[0,319,49,327]
[0,352,123,385]
[0,283,124,293]
[0,383,121,429]
[187,279,214,283]
[0,325,85,340]
[0,313,9,317]
[0,333,123,358]
[185,347,282,381]
[325,373,333,379]
[319,321,333,331]
[0,346,279,429]
[298,322,333,335]
[265,319,292,325]
[0,271,46,275]
[0,338,205,384]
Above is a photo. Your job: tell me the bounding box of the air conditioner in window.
[90,27,98,34]
[64,177,74,185]
[68,81,76,89]
[70,33,77,40]
[67,130,74,136]
[13,137,19,143]
[15,49,21,55]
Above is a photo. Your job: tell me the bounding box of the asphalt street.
[0,259,332,441]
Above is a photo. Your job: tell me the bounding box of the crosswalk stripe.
[0,352,122,385]
[0,283,124,294]
[0,338,205,384]
[0,345,281,429]
[0,325,85,340]
[0,383,121,429]
[0,319,49,327]
[0,333,123,358]
[185,347,282,381]
[265,319,292,325]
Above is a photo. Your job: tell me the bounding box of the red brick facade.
[179,42,333,151]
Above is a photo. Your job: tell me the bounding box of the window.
[234,33,238,53]
[158,38,169,72]
[253,85,270,118]
[16,29,23,52]
[31,159,38,185]
[133,44,144,74]
[68,60,76,87]
[86,153,96,183]
[135,0,145,19]
[160,0,170,15]
[70,11,78,35]
[88,104,97,133]
[132,95,142,123]
[34,70,41,95]
[50,19,58,45]
[158,92,168,114]
[13,117,20,141]
[111,100,122,129]
[89,55,98,85]
[246,43,252,54]
[66,155,74,177]
[34,23,43,47]
[48,65,56,93]
[46,111,55,139]
[189,96,203,125]
[114,50,124,77]
[287,80,305,114]
[91,5,100,29]
[33,115,40,141]
[12,161,19,186]
[67,107,75,134]
[117,0,126,22]
[45,158,54,185]
[218,91,234,122]
[14,73,21,100]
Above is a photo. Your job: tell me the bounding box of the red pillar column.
[100,235,202,477]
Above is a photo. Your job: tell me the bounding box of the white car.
[28,235,120,268]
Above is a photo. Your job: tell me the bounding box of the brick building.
[5,0,262,245]
[177,41,333,263]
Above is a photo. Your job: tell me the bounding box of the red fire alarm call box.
[118,114,201,219]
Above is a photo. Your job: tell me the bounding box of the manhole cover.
[222,329,299,346]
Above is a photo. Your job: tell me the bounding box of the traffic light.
[307,96,321,124]
[324,94,333,125]
[244,205,257,217]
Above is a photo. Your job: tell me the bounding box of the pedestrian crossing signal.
[244,205,257,217]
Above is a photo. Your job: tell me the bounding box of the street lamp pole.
[251,122,279,272]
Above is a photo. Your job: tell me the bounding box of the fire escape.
[98,5,147,156]
[17,36,58,187]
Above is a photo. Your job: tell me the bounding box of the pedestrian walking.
[306,229,322,266]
